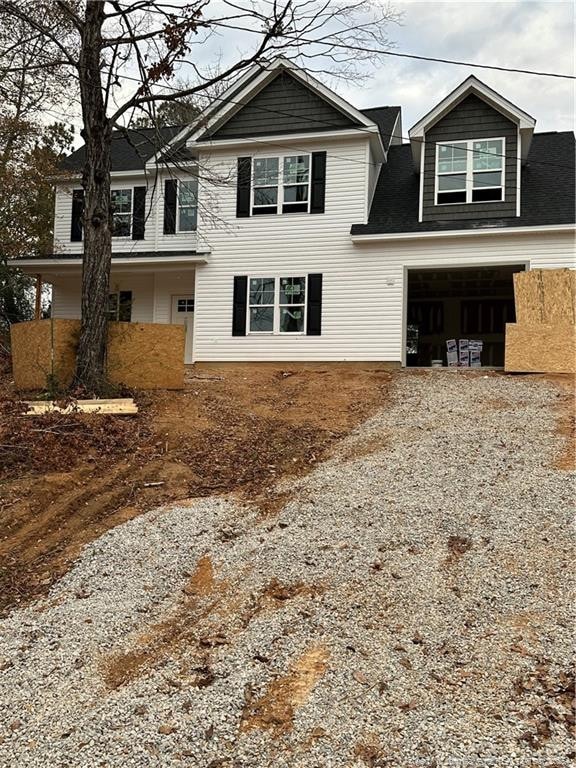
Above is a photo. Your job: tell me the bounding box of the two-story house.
[13,57,575,367]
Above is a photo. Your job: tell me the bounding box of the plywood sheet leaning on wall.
[505,323,576,374]
[507,268,575,374]
[11,319,185,391]
[513,270,544,324]
[541,269,576,324]
[107,323,185,390]
[513,268,576,325]
[10,319,79,391]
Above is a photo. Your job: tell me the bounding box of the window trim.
[434,137,505,206]
[250,154,312,216]
[247,275,307,335]
[111,187,134,238]
[176,178,198,233]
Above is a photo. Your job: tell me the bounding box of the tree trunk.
[72,0,112,394]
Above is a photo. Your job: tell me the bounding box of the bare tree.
[0,0,399,394]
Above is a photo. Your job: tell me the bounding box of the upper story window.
[252,154,311,215]
[177,179,198,232]
[248,276,306,333]
[436,138,504,205]
[111,189,133,237]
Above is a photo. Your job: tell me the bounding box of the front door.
[171,295,195,364]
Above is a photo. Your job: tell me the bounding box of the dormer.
[409,76,536,223]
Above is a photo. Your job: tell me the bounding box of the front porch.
[18,256,201,366]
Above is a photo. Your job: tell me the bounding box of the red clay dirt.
[0,364,392,616]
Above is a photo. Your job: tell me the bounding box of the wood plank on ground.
[23,399,138,415]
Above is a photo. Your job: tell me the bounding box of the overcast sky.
[337,0,575,135]
[65,0,573,142]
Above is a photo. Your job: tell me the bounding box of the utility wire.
[114,3,576,80]
[110,70,576,173]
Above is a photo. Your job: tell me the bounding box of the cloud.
[338,0,574,134]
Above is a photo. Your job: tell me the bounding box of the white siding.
[52,273,155,323]
[153,271,196,323]
[194,151,575,365]
[194,135,374,361]
[53,170,199,255]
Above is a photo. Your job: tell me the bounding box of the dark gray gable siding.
[422,94,518,222]
[350,132,575,236]
[204,70,360,140]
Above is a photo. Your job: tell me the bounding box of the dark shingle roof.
[61,126,187,172]
[360,106,401,150]
[62,106,401,172]
[351,131,576,235]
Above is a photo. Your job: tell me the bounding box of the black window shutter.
[232,276,248,336]
[310,152,327,214]
[163,179,177,234]
[71,189,84,241]
[118,291,133,322]
[132,187,146,240]
[306,273,323,335]
[236,157,251,218]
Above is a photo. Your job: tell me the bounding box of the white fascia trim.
[10,254,210,268]
[409,76,535,139]
[193,126,380,150]
[418,138,425,221]
[351,224,576,243]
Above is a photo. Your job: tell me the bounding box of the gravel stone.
[0,371,573,767]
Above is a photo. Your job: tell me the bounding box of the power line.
[111,70,576,173]
[114,3,576,80]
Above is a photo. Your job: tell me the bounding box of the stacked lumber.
[24,398,138,416]
[505,269,575,373]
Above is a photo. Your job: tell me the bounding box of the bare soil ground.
[0,364,392,616]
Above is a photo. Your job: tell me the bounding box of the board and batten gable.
[202,70,360,141]
[421,94,518,222]
[52,170,199,255]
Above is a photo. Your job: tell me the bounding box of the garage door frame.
[401,260,530,367]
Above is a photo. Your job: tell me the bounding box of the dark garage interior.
[406,264,526,367]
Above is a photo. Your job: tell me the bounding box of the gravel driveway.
[1,371,573,768]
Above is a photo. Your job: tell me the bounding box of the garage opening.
[406,264,525,367]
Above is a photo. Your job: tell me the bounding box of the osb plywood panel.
[11,319,79,390]
[107,322,185,390]
[541,269,576,324]
[513,271,544,324]
[514,269,576,325]
[505,323,576,374]
[11,320,185,391]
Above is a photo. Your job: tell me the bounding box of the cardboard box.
[446,339,458,367]
[468,339,483,368]
[458,338,469,367]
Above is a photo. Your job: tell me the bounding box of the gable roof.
[351,131,575,236]
[409,75,536,166]
[61,125,188,173]
[187,57,380,146]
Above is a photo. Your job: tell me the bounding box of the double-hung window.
[248,276,306,333]
[436,138,504,205]
[252,154,311,215]
[111,189,133,236]
[177,179,198,232]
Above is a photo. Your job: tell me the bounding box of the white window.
[178,179,198,232]
[111,188,133,236]
[436,138,504,205]
[176,297,195,312]
[252,154,310,215]
[248,276,306,333]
